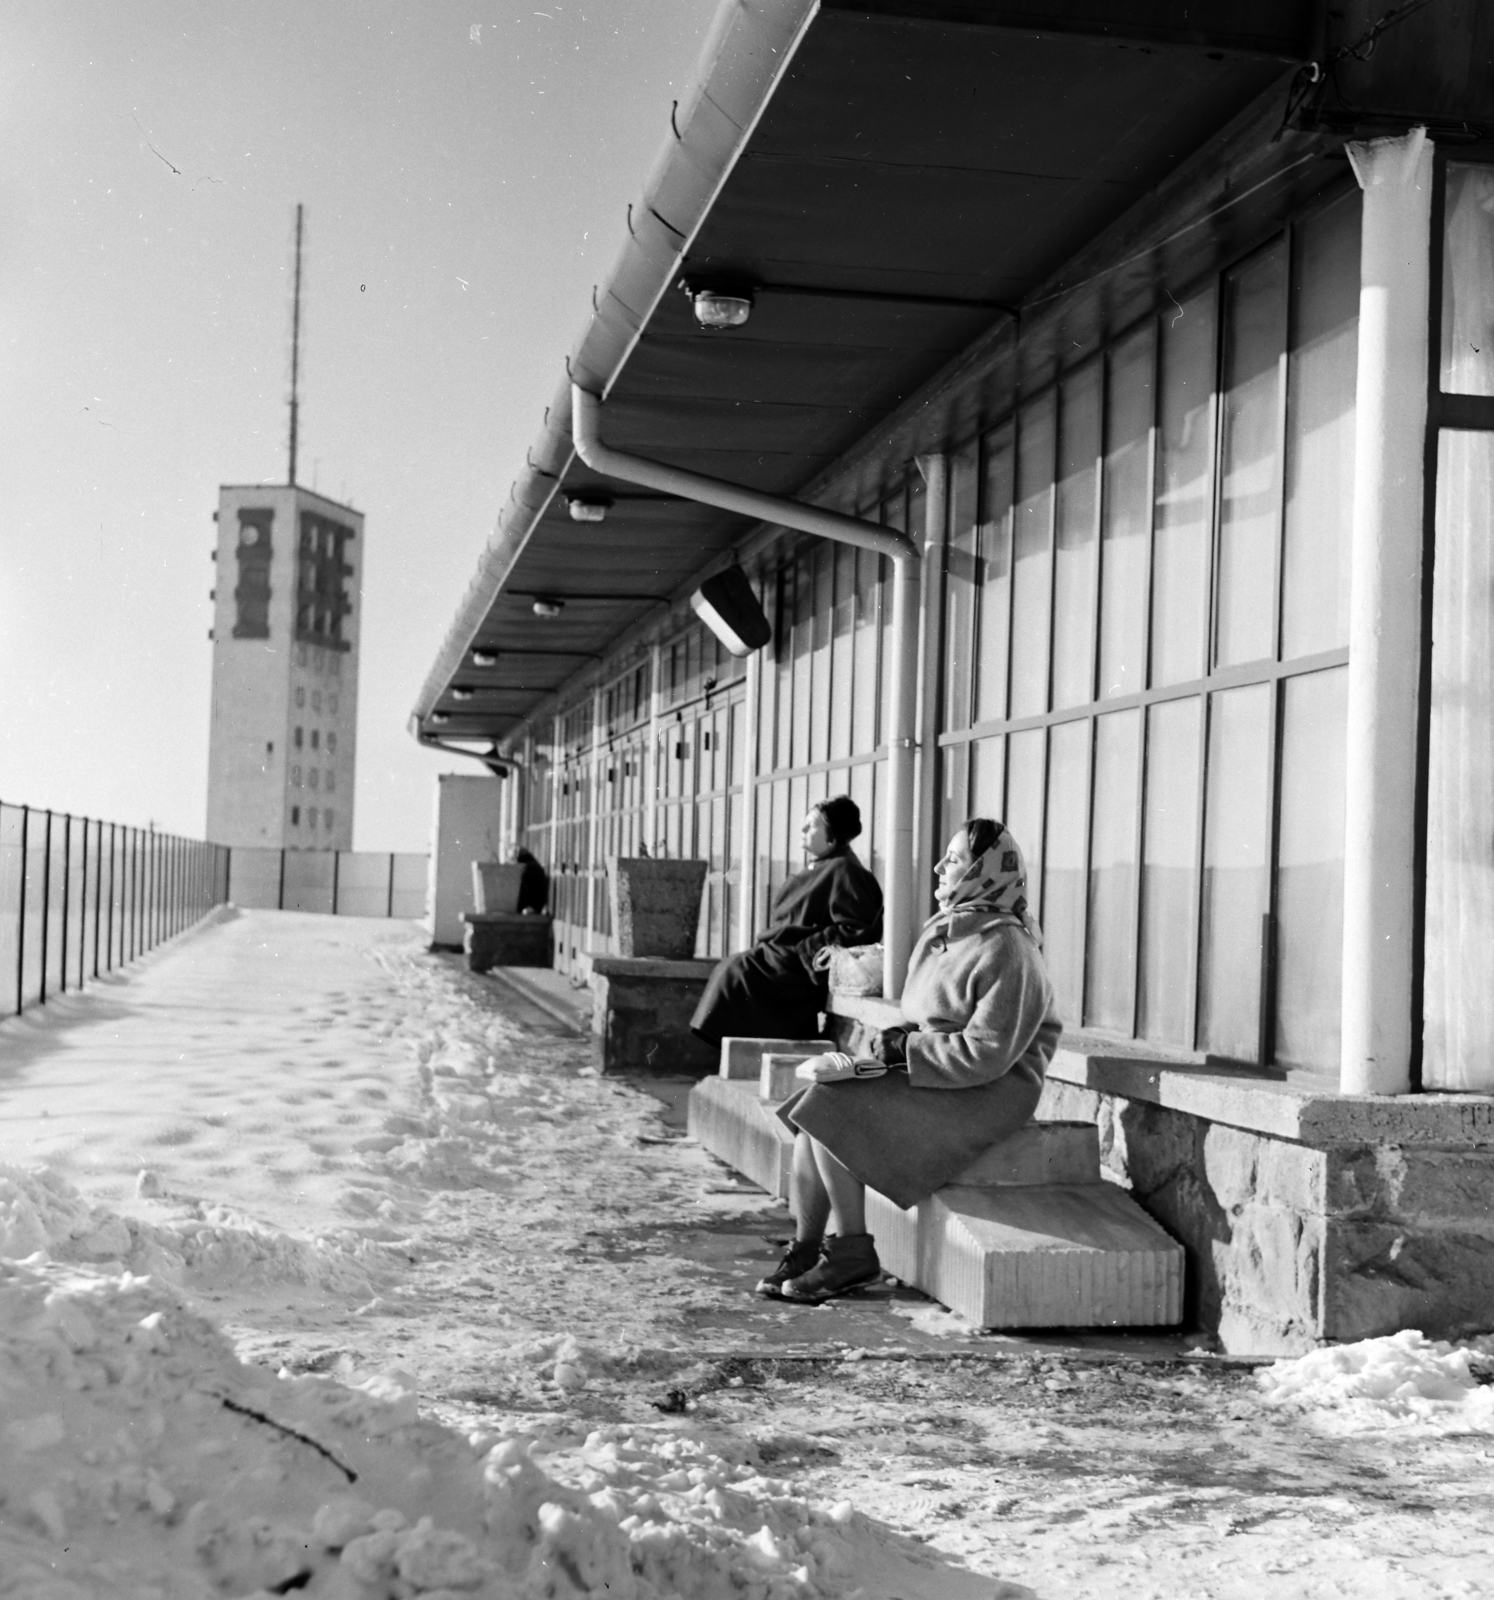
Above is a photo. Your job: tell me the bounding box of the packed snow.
[1,909,1491,1599]
[1258,1328,1494,1435]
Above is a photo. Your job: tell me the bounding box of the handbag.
[811,942,884,997]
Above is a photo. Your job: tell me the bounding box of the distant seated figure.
[513,847,549,915]
[690,795,882,1049]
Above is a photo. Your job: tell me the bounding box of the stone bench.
[587,955,719,1075]
[687,1029,1184,1331]
[463,912,552,972]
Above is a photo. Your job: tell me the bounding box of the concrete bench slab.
[868,1182,1184,1329]
[719,1036,828,1080]
[688,1077,793,1199]
[761,1051,823,1100]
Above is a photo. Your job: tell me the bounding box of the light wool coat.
[781,913,1062,1208]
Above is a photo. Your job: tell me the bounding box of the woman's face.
[800,809,835,860]
[935,828,974,899]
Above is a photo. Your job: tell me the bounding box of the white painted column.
[583,686,604,949]
[735,643,763,953]
[913,454,950,926]
[645,643,663,855]
[883,551,922,1000]
[1341,126,1432,1096]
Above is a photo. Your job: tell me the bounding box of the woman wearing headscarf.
[690,794,882,1049]
[758,816,1062,1302]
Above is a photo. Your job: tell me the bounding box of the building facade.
[207,484,361,851]
[412,0,1494,1349]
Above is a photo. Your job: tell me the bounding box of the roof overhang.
[414,0,1347,749]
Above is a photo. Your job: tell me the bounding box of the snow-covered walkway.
[1,909,1491,1598]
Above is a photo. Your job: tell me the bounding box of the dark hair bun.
[815,794,862,844]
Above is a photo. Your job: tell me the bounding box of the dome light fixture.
[470,649,499,668]
[679,275,754,331]
[532,597,565,619]
[451,687,475,701]
[566,491,612,524]
[430,712,451,725]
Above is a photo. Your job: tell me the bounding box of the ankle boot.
[779,1233,881,1302]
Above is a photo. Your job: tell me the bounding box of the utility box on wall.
[427,773,504,948]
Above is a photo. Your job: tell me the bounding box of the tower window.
[232,511,273,639]
[291,805,300,826]
[310,729,320,749]
[295,512,355,651]
[294,727,303,749]
[312,690,322,713]
[329,693,339,713]
[327,731,337,753]
[309,808,318,828]
[295,686,305,708]
[309,769,319,790]
[324,808,333,830]
[291,765,301,786]
[326,771,335,793]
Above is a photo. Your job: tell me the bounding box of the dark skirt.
[777,1066,1043,1209]
[689,942,826,1048]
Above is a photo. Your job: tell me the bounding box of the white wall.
[427,773,504,946]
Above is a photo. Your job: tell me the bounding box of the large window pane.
[810,544,834,765]
[944,438,980,731]
[1197,683,1272,1060]
[1010,395,1055,717]
[852,549,881,754]
[1425,429,1494,1091]
[1005,727,1047,924]
[975,423,1015,723]
[1138,696,1201,1045]
[1275,667,1346,1072]
[1043,719,1090,1025]
[1282,192,1359,659]
[1151,288,1217,687]
[1216,238,1287,668]
[1442,163,1494,397]
[1086,708,1141,1033]
[1052,363,1101,709]
[830,545,855,762]
[970,735,1006,822]
[939,740,971,866]
[791,554,814,768]
[1099,325,1154,699]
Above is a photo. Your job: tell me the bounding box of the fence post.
[59,813,71,995]
[387,852,395,918]
[91,821,101,980]
[78,816,88,989]
[15,806,28,1016]
[333,849,341,916]
[277,848,286,911]
[38,810,52,1004]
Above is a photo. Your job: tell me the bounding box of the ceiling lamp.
[471,649,499,667]
[430,712,451,725]
[690,566,771,657]
[566,492,612,523]
[532,597,565,619]
[451,687,475,701]
[690,288,753,329]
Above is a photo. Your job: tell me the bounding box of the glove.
[869,1026,911,1068]
[794,1051,888,1084]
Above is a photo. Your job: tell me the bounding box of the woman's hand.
[794,1052,888,1083]
[869,1026,911,1067]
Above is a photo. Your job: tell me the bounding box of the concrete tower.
[205,484,362,850]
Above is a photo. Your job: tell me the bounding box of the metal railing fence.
[0,801,230,1020]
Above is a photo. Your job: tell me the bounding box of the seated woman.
[512,847,549,915]
[759,816,1062,1302]
[690,794,882,1050]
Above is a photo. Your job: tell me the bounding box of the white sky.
[0,0,722,849]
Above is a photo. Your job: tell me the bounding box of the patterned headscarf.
[927,820,1042,946]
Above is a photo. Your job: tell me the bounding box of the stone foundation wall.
[1039,1078,1494,1355]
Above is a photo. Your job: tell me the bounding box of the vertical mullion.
[1129,316,1163,1040]
[1260,677,1286,1066]
[92,821,102,980]
[60,814,72,994]
[1188,690,1213,1052]
[999,420,1020,812]
[1077,366,1108,1023]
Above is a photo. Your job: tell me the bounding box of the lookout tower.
[204,205,361,850]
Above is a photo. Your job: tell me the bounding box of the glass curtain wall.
[522,628,746,971]
[939,186,1361,1070]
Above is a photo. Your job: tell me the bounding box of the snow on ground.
[0,908,1491,1598]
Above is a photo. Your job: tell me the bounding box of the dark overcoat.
[780,913,1062,1208]
[690,848,882,1047]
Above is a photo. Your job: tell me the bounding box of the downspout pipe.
[571,386,918,564]
[571,382,923,996]
[411,718,526,781]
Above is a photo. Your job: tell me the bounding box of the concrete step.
[868,1183,1184,1329]
[761,1051,822,1100]
[688,1076,793,1198]
[719,1036,829,1080]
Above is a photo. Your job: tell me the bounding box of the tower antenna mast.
[287,203,303,486]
